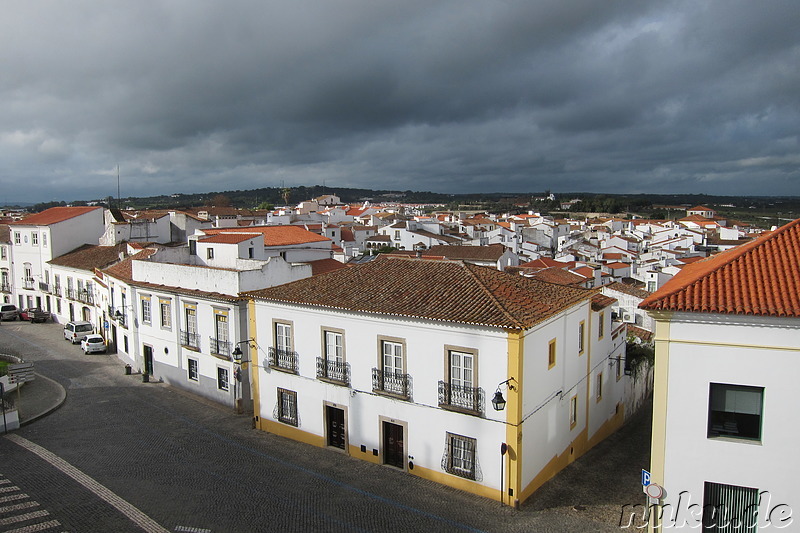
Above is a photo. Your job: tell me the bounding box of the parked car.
[64,321,94,344]
[80,334,107,354]
[19,308,50,323]
[0,304,18,320]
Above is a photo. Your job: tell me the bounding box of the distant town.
[1,187,797,529]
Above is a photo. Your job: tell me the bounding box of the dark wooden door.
[143,345,154,375]
[383,421,404,468]
[326,406,346,449]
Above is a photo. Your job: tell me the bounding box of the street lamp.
[492,377,516,411]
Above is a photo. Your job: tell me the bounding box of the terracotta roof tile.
[527,267,587,286]
[605,281,650,299]
[48,244,128,272]
[307,258,349,276]
[591,294,617,311]
[641,218,800,317]
[201,225,329,246]
[10,206,102,226]
[199,233,259,244]
[423,244,505,261]
[245,257,593,329]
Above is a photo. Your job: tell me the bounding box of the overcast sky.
[1,1,798,204]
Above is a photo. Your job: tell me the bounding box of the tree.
[211,194,231,207]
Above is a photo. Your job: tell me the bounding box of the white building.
[243,256,635,504]
[8,207,105,312]
[640,218,800,530]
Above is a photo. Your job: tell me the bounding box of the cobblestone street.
[1,321,651,532]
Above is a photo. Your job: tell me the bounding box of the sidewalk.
[11,372,67,426]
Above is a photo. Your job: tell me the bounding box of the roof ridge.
[652,220,799,302]
[462,263,525,329]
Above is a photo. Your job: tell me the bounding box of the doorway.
[382,421,405,469]
[325,405,346,450]
[143,345,154,375]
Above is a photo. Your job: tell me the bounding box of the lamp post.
[231,340,257,414]
[491,377,516,411]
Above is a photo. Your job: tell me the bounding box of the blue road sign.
[642,469,651,486]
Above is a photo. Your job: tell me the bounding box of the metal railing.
[52,285,61,297]
[0,282,11,293]
[38,282,51,293]
[22,279,35,290]
[268,347,298,373]
[180,330,201,350]
[372,368,411,399]
[316,357,350,385]
[210,337,232,358]
[438,381,484,415]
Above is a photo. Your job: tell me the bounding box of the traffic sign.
[8,362,35,384]
[642,469,651,487]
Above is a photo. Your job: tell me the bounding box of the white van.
[0,304,18,320]
[64,321,94,344]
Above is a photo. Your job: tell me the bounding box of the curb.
[19,372,68,426]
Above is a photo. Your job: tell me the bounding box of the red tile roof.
[591,294,617,311]
[640,219,800,317]
[199,233,259,244]
[48,244,128,271]
[423,244,506,261]
[527,267,587,286]
[307,258,349,276]
[201,226,329,247]
[245,257,594,329]
[9,206,102,226]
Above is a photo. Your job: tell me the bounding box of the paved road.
[0,321,651,532]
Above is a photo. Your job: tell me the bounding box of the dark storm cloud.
[0,0,798,203]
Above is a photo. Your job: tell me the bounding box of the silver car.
[81,334,107,354]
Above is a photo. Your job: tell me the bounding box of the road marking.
[0,485,21,493]
[0,510,50,526]
[5,434,169,533]
[5,520,62,532]
[0,493,30,503]
[0,500,40,513]
[174,526,212,533]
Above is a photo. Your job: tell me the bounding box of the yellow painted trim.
[648,314,673,533]
[506,330,524,506]
[248,299,261,424]
[410,463,501,501]
[658,338,800,352]
[349,445,382,465]
[263,420,325,447]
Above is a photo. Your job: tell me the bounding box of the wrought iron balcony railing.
[268,347,298,373]
[316,357,350,385]
[180,330,201,350]
[0,282,11,293]
[23,279,35,290]
[438,381,484,415]
[39,282,51,293]
[210,337,232,358]
[372,368,411,399]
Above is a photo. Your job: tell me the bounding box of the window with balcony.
[181,306,200,350]
[373,338,410,398]
[707,383,763,441]
[317,330,349,385]
[277,388,298,426]
[443,433,477,480]
[439,348,483,414]
[269,321,297,373]
[702,481,759,532]
[210,313,230,357]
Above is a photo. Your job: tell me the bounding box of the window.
[123,336,128,353]
[702,481,759,532]
[393,230,400,241]
[570,395,578,429]
[141,297,151,324]
[207,247,214,259]
[1,246,6,260]
[578,321,585,354]
[596,372,603,401]
[217,368,229,391]
[374,339,409,396]
[275,322,292,352]
[31,233,38,246]
[708,383,763,440]
[445,433,476,480]
[182,306,199,349]
[188,359,198,381]
[14,232,20,245]
[598,312,605,339]
[548,339,556,369]
[439,348,480,413]
[212,313,229,355]
[248,247,254,259]
[325,331,343,364]
[160,299,172,329]
[647,281,657,292]
[42,233,47,247]
[277,388,298,426]
[616,356,623,381]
